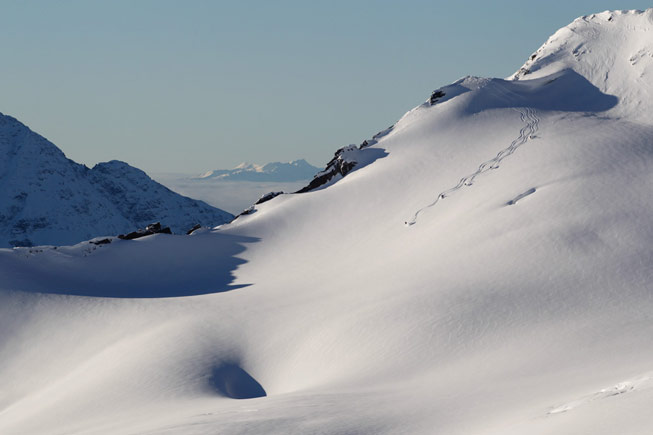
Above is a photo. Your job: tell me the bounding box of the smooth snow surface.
[1,10,653,435]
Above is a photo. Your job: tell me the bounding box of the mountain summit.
[0,113,233,247]
[511,9,653,122]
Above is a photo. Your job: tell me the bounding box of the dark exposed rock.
[230,191,285,223]
[295,145,359,194]
[372,126,394,141]
[233,205,257,221]
[186,224,202,235]
[359,139,372,149]
[228,126,390,225]
[118,222,172,240]
[90,238,112,245]
[513,67,532,80]
[255,191,284,205]
[430,90,446,105]
[239,207,256,216]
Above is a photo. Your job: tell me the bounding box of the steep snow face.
[1,10,653,435]
[0,113,232,247]
[198,159,320,182]
[511,9,653,123]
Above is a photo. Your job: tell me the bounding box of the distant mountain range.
[0,113,233,247]
[197,159,320,182]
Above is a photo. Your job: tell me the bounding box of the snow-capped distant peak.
[233,162,262,171]
[196,159,320,182]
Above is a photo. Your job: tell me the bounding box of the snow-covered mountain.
[0,113,233,247]
[198,159,320,182]
[1,9,653,435]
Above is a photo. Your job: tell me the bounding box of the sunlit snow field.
[1,9,652,435]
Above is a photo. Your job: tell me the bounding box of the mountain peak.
[0,113,233,247]
[511,9,653,122]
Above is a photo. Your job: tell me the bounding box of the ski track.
[405,107,540,226]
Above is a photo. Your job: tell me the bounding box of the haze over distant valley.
[153,159,321,214]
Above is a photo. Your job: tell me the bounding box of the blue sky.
[1,1,649,173]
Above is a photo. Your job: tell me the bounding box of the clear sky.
[0,1,649,174]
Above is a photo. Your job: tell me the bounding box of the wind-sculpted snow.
[1,9,653,435]
[427,70,617,115]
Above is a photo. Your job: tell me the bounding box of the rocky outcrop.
[295,126,392,194]
[295,145,359,193]
[429,90,446,105]
[233,191,285,220]
[118,222,172,240]
[255,191,284,205]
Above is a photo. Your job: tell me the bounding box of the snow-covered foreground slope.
[1,9,653,435]
[0,115,233,247]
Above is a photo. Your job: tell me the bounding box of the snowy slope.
[511,9,653,123]
[0,114,233,247]
[198,159,320,182]
[1,9,652,435]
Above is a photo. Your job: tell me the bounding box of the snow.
[1,9,653,435]
[511,9,653,122]
[0,115,232,247]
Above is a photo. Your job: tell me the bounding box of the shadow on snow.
[1,232,259,298]
[210,361,266,399]
[436,68,618,114]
